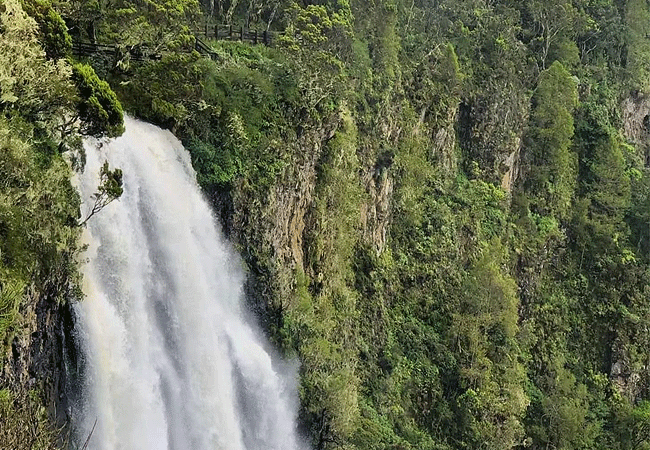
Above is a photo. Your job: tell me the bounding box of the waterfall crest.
[74,116,304,450]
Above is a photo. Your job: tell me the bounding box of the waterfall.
[73,116,304,450]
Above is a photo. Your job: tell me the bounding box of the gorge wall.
[4,0,650,449]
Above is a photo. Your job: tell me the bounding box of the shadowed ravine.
[73,116,305,450]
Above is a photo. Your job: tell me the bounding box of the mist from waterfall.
[73,116,305,450]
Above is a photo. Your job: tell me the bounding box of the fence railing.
[194,25,280,46]
[71,24,281,62]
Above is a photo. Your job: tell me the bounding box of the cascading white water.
[74,116,305,450]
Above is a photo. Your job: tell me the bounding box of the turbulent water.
[74,117,304,450]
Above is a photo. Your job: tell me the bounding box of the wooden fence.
[194,24,280,46]
[72,39,218,61]
[71,24,280,62]
[194,37,220,60]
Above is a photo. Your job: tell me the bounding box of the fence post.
[253,29,257,44]
[240,26,244,41]
[229,25,233,40]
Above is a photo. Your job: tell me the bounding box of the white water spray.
[74,116,304,450]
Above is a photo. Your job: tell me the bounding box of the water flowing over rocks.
[73,116,306,450]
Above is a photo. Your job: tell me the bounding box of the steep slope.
[4,0,650,448]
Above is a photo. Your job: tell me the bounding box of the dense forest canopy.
[2,0,650,448]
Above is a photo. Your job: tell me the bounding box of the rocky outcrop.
[361,167,392,254]
[458,85,529,185]
[622,93,650,165]
[2,288,77,431]
[231,116,340,313]
[432,106,459,179]
[611,358,643,402]
[501,143,521,193]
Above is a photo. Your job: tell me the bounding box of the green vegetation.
[79,160,123,226]
[0,0,124,440]
[71,63,124,138]
[4,0,650,448]
[524,61,579,220]
[0,389,64,449]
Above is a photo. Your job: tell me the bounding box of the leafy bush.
[21,0,72,59]
[0,389,62,450]
[71,63,124,138]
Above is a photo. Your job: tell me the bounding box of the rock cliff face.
[226,105,401,325]
[431,105,458,179]
[622,93,650,166]
[607,93,650,402]
[458,89,529,186]
[230,116,339,316]
[2,289,77,432]
[360,166,392,254]
[227,84,532,324]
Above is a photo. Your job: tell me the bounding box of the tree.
[528,0,581,69]
[0,0,74,123]
[572,131,632,275]
[79,161,123,226]
[451,240,528,449]
[278,0,353,109]
[625,0,650,92]
[71,63,125,138]
[63,0,200,50]
[21,0,72,59]
[524,61,579,220]
[0,0,123,144]
[629,401,650,449]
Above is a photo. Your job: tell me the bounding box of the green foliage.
[283,0,352,50]
[581,133,630,247]
[114,51,205,128]
[0,0,74,124]
[0,388,63,449]
[627,167,650,258]
[352,128,518,448]
[628,401,650,449]
[277,0,352,110]
[625,0,650,92]
[0,0,122,148]
[0,116,81,293]
[285,268,360,446]
[0,3,90,446]
[64,0,200,49]
[21,0,72,59]
[527,0,582,69]
[450,240,527,449]
[79,161,123,227]
[34,0,650,449]
[408,43,462,128]
[548,36,580,69]
[573,107,632,269]
[525,61,579,219]
[0,279,24,347]
[115,43,303,201]
[530,366,599,449]
[186,137,239,187]
[71,63,124,138]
